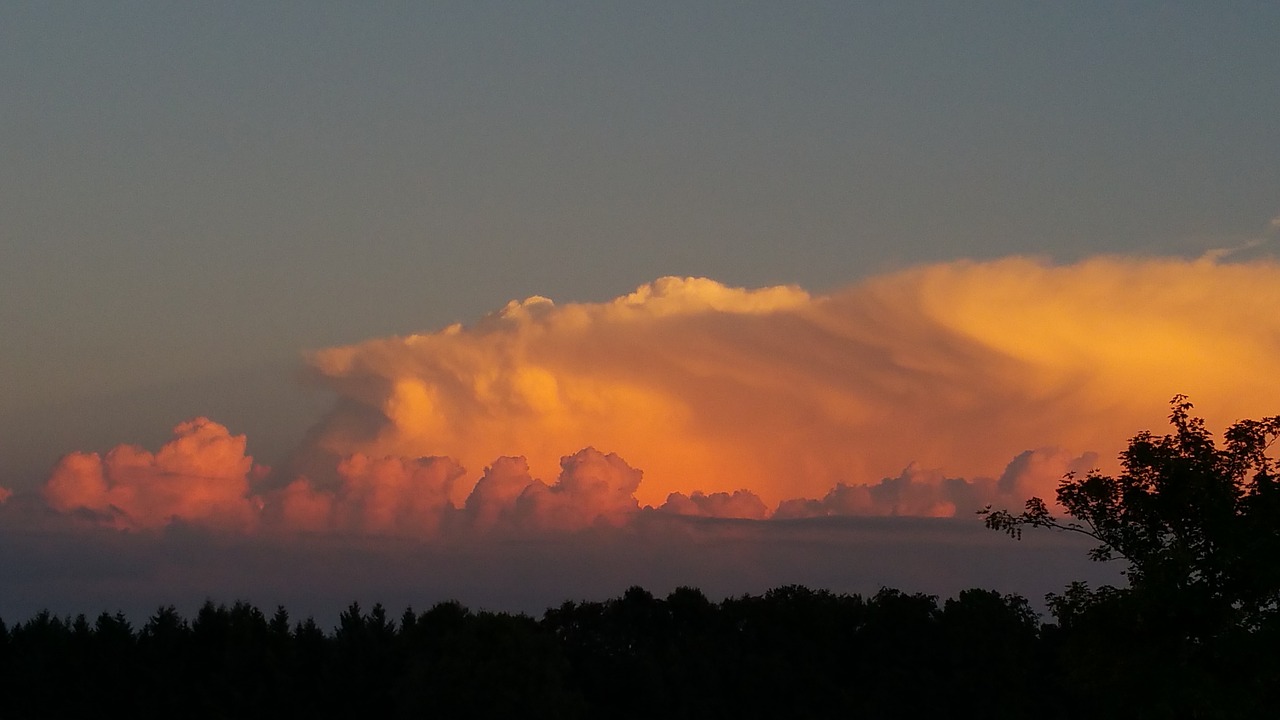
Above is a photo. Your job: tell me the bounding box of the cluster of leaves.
[0,586,1045,719]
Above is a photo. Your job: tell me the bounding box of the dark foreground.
[1,583,1274,720]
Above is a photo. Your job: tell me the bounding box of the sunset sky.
[2,2,1278,621]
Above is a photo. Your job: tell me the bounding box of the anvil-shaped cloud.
[32,255,1280,535]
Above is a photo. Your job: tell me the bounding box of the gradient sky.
[1,3,1278,618]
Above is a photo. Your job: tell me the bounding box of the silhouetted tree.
[268,605,291,638]
[939,589,1042,718]
[138,605,192,717]
[983,397,1280,717]
[9,611,73,717]
[290,615,330,719]
[0,616,9,678]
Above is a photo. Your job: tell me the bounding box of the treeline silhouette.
[0,581,1272,719]
[0,586,1054,719]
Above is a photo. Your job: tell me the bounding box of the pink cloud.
[512,448,643,531]
[43,418,260,530]
[464,456,537,532]
[265,454,463,535]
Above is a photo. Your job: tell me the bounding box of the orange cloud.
[43,418,261,530]
[296,256,1280,508]
[33,256,1280,535]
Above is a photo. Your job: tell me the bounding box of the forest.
[1,399,1275,719]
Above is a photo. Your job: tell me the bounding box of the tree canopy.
[983,396,1280,629]
[983,396,1280,717]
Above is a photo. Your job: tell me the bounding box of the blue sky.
[3,2,1278,489]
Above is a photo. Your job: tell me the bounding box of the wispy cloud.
[1198,215,1280,262]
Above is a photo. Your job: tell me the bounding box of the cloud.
[774,448,1098,519]
[293,256,1280,508]
[1198,216,1280,263]
[506,447,643,531]
[263,447,645,536]
[463,456,537,532]
[32,430,1090,534]
[43,418,262,531]
[659,490,769,520]
[775,468,971,520]
[265,454,464,535]
[995,447,1100,498]
[30,255,1280,537]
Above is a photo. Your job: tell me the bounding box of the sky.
[2,2,1278,622]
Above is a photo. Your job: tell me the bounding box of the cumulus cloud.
[294,256,1280,508]
[268,446,646,536]
[508,448,643,531]
[31,256,1280,537]
[774,448,1098,520]
[30,425,1096,535]
[266,454,464,535]
[660,490,769,520]
[43,418,262,530]
[775,468,970,520]
[34,421,651,536]
[463,456,537,532]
